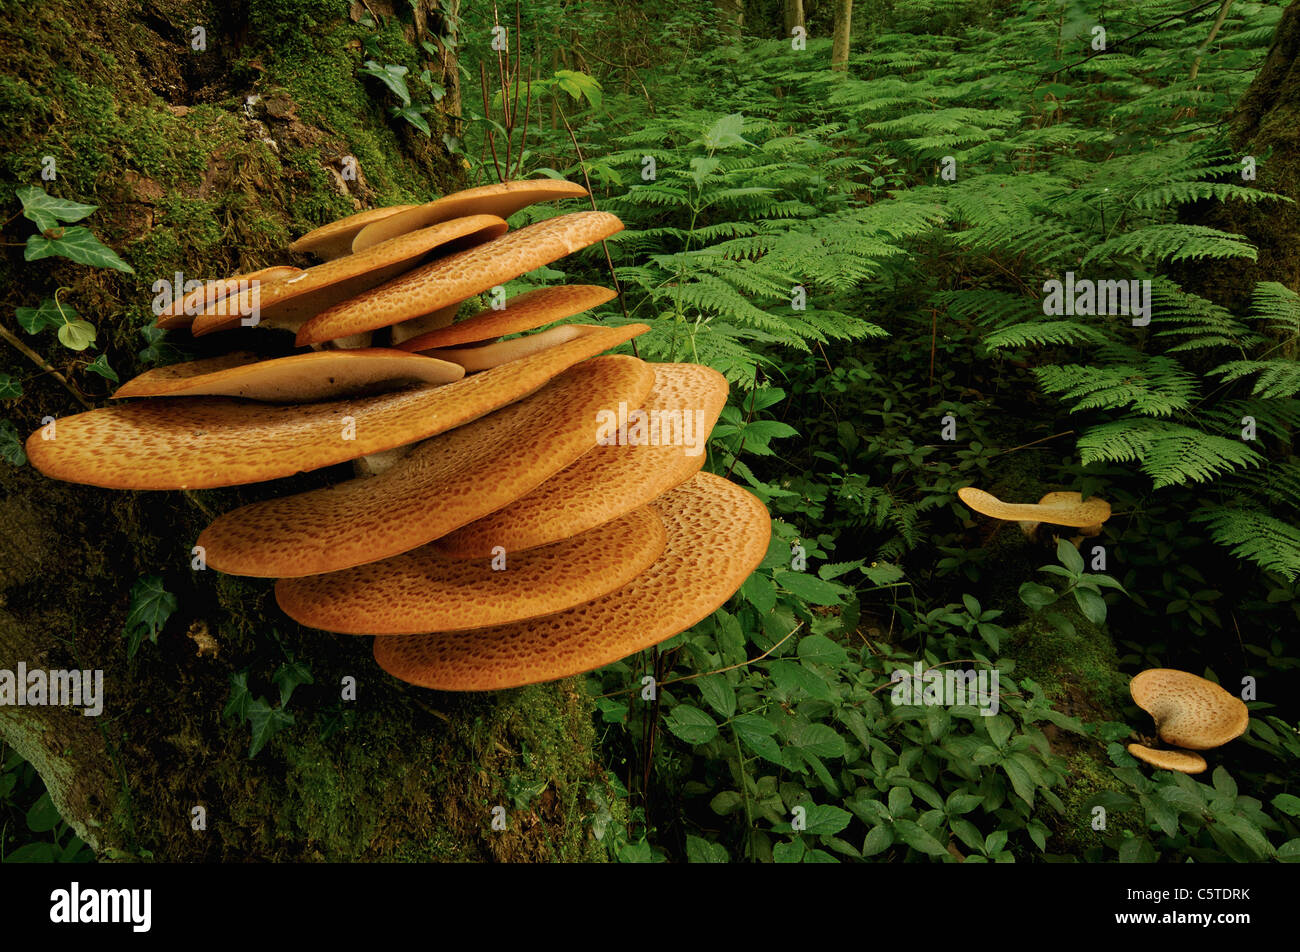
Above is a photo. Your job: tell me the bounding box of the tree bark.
[784,0,806,38]
[1175,0,1300,319]
[831,0,853,71]
[716,0,744,40]
[0,0,615,862]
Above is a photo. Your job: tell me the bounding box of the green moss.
[1050,752,1145,857]
[248,0,349,53]
[1008,598,1128,716]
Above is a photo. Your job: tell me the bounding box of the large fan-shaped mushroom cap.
[349,179,588,254]
[1126,744,1208,774]
[275,506,666,634]
[192,215,508,336]
[156,266,302,330]
[397,285,617,352]
[1130,668,1249,750]
[957,486,1111,529]
[373,471,772,691]
[433,362,728,557]
[295,211,623,346]
[26,323,648,490]
[288,204,417,259]
[196,353,656,577]
[112,349,464,402]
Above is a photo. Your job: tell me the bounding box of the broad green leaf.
[892,818,949,857]
[710,791,744,816]
[1074,586,1108,625]
[665,704,718,745]
[359,60,411,106]
[26,227,134,273]
[796,633,848,667]
[246,699,294,757]
[123,575,178,658]
[1019,581,1057,609]
[861,823,894,856]
[84,354,118,382]
[767,659,835,701]
[17,185,97,233]
[772,838,805,863]
[775,570,845,605]
[695,674,736,718]
[787,722,846,759]
[740,573,777,614]
[685,835,728,863]
[273,661,314,708]
[223,672,253,721]
[25,792,60,834]
[56,319,96,351]
[701,113,749,151]
[1056,537,1085,574]
[1272,793,1300,818]
[800,803,852,835]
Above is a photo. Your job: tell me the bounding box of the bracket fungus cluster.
[957,486,1111,546]
[23,179,771,691]
[1126,669,1249,774]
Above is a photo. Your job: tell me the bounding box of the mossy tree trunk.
[0,0,616,861]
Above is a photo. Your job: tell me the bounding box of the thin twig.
[0,324,91,409]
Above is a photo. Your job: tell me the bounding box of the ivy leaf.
[56,319,96,351]
[0,374,20,400]
[16,185,97,233]
[123,575,178,659]
[25,226,134,273]
[138,325,182,365]
[84,354,118,382]
[0,420,26,466]
[224,671,254,721]
[15,298,77,334]
[246,699,294,757]
[272,661,314,708]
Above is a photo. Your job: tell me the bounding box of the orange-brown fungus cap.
[26,322,648,490]
[192,215,508,336]
[433,362,728,557]
[112,349,464,402]
[419,324,588,373]
[397,285,617,352]
[196,353,655,577]
[1126,744,1208,774]
[373,471,771,691]
[350,179,588,254]
[295,211,623,347]
[156,266,302,329]
[289,204,416,260]
[1130,668,1249,750]
[957,486,1111,528]
[275,506,666,635]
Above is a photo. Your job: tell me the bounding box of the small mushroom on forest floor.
[112,349,464,402]
[373,471,771,691]
[433,362,728,558]
[288,204,417,260]
[295,211,623,346]
[192,215,509,336]
[26,322,648,490]
[349,179,588,254]
[396,285,617,352]
[1131,668,1249,750]
[1126,744,1208,774]
[275,506,666,634]
[196,353,656,577]
[957,486,1111,542]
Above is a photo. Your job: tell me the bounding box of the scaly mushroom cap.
[1126,744,1208,774]
[350,179,588,254]
[112,349,464,402]
[196,352,656,576]
[295,211,623,347]
[389,302,461,347]
[374,471,771,691]
[1130,668,1249,750]
[192,214,509,336]
[396,285,617,352]
[275,506,666,634]
[288,204,417,260]
[419,323,587,373]
[433,362,728,557]
[26,322,648,490]
[156,266,302,329]
[957,486,1111,529]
